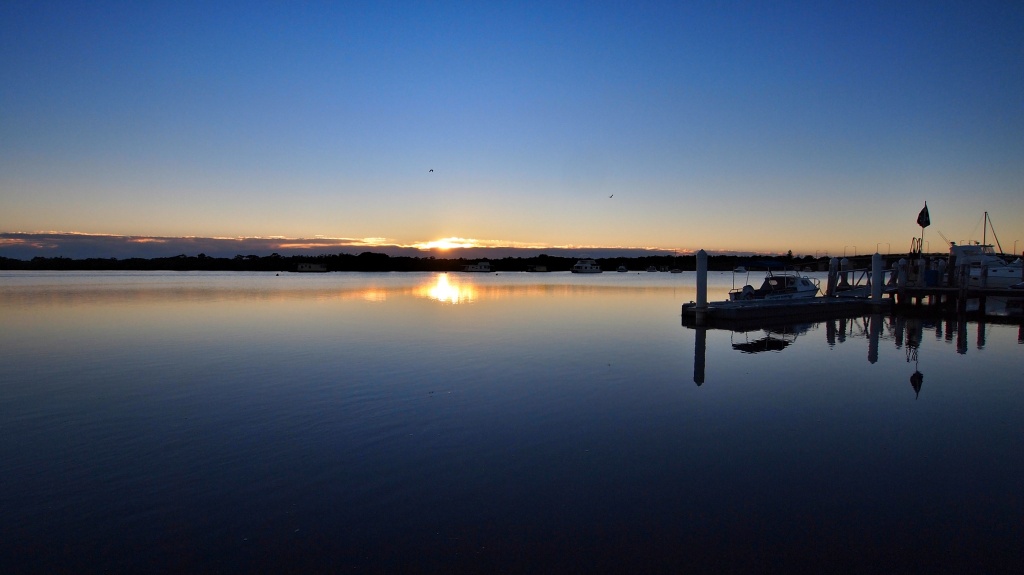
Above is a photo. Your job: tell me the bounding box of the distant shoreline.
[1,252,841,273]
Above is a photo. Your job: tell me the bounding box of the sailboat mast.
[985,211,1005,254]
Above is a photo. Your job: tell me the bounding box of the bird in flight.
[609,194,614,198]
[429,169,434,172]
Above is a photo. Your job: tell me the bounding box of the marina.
[683,246,1023,327]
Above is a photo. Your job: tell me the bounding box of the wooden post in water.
[957,263,969,313]
[826,258,839,296]
[695,250,708,325]
[896,258,908,306]
[839,258,850,289]
[871,252,883,302]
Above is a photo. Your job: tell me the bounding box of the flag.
[917,203,930,228]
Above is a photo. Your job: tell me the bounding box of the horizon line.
[0,231,805,259]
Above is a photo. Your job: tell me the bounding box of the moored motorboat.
[616,266,628,272]
[729,270,820,301]
[948,242,1023,288]
[945,211,1024,288]
[571,259,602,273]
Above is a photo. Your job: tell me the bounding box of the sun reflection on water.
[360,289,388,303]
[418,273,476,304]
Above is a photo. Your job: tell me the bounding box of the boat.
[733,266,747,273]
[946,212,1023,288]
[646,266,658,272]
[295,263,327,273]
[948,243,1022,288]
[616,266,628,273]
[570,259,602,274]
[729,270,820,301]
[670,268,682,274]
[462,261,493,272]
[525,265,548,272]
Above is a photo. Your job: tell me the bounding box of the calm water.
[2,271,1021,573]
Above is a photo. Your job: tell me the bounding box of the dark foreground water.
[2,271,1021,573]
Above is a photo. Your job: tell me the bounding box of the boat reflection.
[731,324,810,354]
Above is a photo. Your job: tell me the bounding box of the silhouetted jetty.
[682,297,878,328]
[683,249,1022,327]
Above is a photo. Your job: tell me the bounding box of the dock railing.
[826,257,892,299]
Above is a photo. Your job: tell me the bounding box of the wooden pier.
[682,249,1022,328]
[681,297,884,329]
[892,285,1022,314]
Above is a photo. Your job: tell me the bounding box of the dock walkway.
[681,298,884,328]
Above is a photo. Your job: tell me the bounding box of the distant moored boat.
[462,261,493,272]
[571,259,602,274]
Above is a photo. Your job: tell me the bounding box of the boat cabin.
[759,274,815,293]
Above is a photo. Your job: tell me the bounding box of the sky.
[2,1,1023,260]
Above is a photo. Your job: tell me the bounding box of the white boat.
[616,266,628,272]
[729,270,820,301]
[646,266,658,272]
[462,261,493,272]
[945,212,1022,288]
[733,266,747,273]
[570,259,602,274]
[948,243,1022,288]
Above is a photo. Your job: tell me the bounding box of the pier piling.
[871,253,883,302]
[695,250,708,325]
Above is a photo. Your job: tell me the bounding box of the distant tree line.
[0,252,826,272]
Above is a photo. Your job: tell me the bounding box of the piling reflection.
[685,312,1023,392]
[693,326,706,386]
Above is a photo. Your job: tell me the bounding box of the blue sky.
[2,1,1022,259]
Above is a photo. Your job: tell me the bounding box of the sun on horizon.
[413,237,480,251]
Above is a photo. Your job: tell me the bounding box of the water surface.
[1,271,1021,572]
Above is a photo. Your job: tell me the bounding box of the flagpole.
[916,201,929,254]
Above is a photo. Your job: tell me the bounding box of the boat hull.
[968,267,1024,289]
